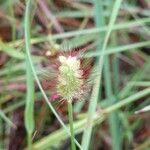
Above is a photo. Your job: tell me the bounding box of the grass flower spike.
[57,55,83,101]
[56,55,84,150]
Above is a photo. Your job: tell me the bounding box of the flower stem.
[68,100,76,150]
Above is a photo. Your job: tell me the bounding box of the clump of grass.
[0,0,150,150]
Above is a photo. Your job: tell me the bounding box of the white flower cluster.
[59,56,83,78]
[57,55,83,100]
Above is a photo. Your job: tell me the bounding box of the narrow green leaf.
[24,0,35,148]
[81,0,123,150]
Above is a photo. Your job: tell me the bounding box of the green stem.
[27,133,32,150]
[68,100,76,150]
[105,1,121,147]
[81,0,105,149]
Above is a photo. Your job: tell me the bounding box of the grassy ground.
[0,0,150,150]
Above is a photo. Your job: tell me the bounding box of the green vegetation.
[0,0,150,150]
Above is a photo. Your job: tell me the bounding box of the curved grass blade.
[24,0,81,149]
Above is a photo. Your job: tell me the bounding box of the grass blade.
[24,0,81,149]
[81,0,123,149]
[24,0,35,148]
[32,87,150,149]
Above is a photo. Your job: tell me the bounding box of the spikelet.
[57,55,83,101]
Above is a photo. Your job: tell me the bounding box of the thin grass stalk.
[112,33,122,149]
[24,0,82,149]
[68,100,76,150]
[104,56,121,150]
[106,1,122,146]
[85,40,150,57]
[81,0,123,150]
[8,17,150,47]
[90,1,105,150]
[81,0,105,149]
[103,1,121,149]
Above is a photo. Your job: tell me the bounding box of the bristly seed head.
[57,55,83,101]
